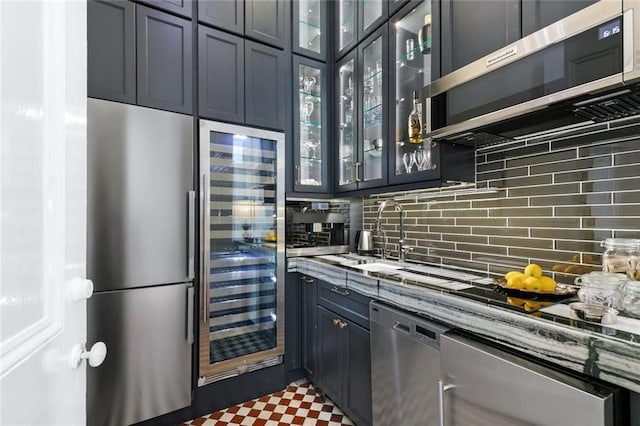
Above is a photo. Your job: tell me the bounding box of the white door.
[0,1,90,425]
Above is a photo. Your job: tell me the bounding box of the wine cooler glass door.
[199,121,285,383]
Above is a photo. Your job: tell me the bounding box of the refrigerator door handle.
[187,191,196,280]
[187,286,194,344]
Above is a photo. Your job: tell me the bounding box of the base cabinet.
[314,279,372,426]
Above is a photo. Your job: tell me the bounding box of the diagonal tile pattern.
[182,381,353,426]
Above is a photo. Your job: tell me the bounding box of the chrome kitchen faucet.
[373,200,411,262]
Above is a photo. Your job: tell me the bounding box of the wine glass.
[303,76,316,93]
[301,100,314,122]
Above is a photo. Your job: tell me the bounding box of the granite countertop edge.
[290,257,640,393]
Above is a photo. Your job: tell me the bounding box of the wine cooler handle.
[187,191,195,280]
[438,379,455,426]
[201,174,209,325]
[187,286,194,344]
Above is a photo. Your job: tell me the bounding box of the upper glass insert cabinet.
[335,0,388,59]
[293,56,329,193]
[389,0,440,185]
[293,0,328,60]
[336,24,388,192]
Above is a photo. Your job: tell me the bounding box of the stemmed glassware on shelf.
[402,148,430,173]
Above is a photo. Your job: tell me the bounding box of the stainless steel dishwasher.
[370,301,450,426]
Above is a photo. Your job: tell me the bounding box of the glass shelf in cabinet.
[300,119,322,128]
[363,103,382,114]
[300,156,323,163]
[396,59,430,75]
[363,121,382,130]
[362,70,382,84]
[396,40,431,63]
[396,136,428,146]
[299,91,321,100]
[299,19,321,29]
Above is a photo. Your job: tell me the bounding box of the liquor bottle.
[418,14,432,55]
[408,91,422,143]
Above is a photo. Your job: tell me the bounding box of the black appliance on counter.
[429,0,640,144]
[285,200,349,257]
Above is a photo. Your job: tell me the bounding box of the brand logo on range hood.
[486,46,518,67]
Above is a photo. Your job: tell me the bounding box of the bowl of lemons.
[494,263,577,302]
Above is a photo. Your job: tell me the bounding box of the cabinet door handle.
[338,320,348,329]
[295,164,301,185]
[438,379,455,426]
[201,174,208,325]
[333,318,340,327]
[186,286,194,345]
[354,162,362,182]
[331,286,350,296]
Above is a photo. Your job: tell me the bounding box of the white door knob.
[67,277,94,302]
[69,342,107,369]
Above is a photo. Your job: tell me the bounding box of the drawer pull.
[302,276,315,283]
[338,320,348,329]
[331,286,350,296]
[333,318,340,326]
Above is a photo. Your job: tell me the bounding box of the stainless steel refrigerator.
[86,98,195,426]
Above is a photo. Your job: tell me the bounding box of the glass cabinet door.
[293,0,326,60]
[360,0,388,38]
[199,121,285,382]
[336,52,357,189]
[294,57,327,192]
[359,26,387,188]
[336,0,357,56]
[390,1,437,184]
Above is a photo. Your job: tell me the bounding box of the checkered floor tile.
[182,380,353,426]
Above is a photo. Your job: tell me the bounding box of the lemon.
[524,276,542,292]
[507,297,525,306]
[506,275,526,289]
[505,271,523,280]
[523,301,542,312]
[540,276,557,292]
[524,263,543,278]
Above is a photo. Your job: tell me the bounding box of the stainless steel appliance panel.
[87,98,194,291]
[370,302,450,426]
[87,283,193,426]
[440,333,621,426]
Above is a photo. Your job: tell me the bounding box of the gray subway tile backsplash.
[362,116,640,282]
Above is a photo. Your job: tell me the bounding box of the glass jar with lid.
[575,271,627,309]
[621,281,640,318]
[601,238,640,279]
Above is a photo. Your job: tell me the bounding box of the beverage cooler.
[198,121,285,384]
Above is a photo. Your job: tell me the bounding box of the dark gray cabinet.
[316,281,372,426]
[335,0,387,60]
[440,0,521,75]
[292,0,327,61]
[88,0,136,104]
[198,27,286,130]
[336,24,389,193]
[198,0,244,35]
[245,0,288,49]
[293,56,330,194]
[521,0,598,36]
[198,26,244,123]
[137,5,193,114]
[136,0,194,19]
[245,40,287,130]
[301,275,318,382]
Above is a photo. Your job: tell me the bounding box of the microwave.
[429,0,640,144]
